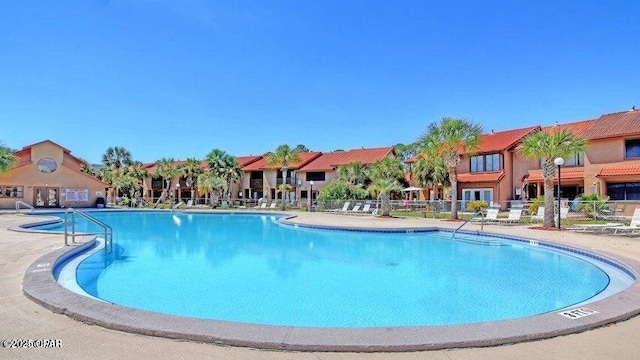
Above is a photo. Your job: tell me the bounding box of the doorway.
[34,187,59,208]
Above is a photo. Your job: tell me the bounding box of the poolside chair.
[471,208,499,223]
[531,207,545,222]
[254,201,267,209]
[352,203,375,216]
[269,201,277,209]
[494,208,523,225]
[567,223,623,233]
[328,201,351,213]
[560,207,569,220]
[605,208,640,235]
[348,203,362,213]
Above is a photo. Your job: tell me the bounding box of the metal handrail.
[15,200,34,214]
[452,211,485,238]
[64,208,113,254]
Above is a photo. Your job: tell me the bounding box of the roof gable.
[582,109,640,140]
[472,126,540,154]
[298,147,395,172]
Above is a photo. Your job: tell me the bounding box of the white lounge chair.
[328,202,351,213]
[531,207,545,222]
[560,207,569,219]
[352,203,376,216]
[254,201,267,209]
[606,208,640,235]
[471,208,499,223]
[269,201,277,209]
[567,223,623,233]
[494,208,522,225]
[349,203,362,213]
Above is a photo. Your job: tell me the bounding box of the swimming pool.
[41,211,631,328]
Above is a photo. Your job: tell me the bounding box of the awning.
[524,171,584,182]
[597,166,640,177]
[457,171,505,183]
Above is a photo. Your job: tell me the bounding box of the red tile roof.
[582,109,640,140]
[298,147,395,171]
[457,171,505,183]
[597,165,640,177]
[235,156,263,167]
[243,152,322,171]
[475,126,540,154]
[542,119,596,136]
[524,170,584,182]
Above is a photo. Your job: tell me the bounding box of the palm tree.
[124,161,148,205]
[0,144,16,174]
[337,161,369,186]
[411,153,450,191]
[205,149,243,205]
[101,146,132,174]
[417,117,482,219]
[265,144,302,210]
[197,172,227,207]
[101,146,133,203]
[518,129,587,227]
[368,157,405,216]
[154,157,181,206]
[182,158,203,205]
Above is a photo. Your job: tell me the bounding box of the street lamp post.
[175,182,180,205]
[554,157,565,229]
[309,181,314,212]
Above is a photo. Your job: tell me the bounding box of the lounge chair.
[494,208,523,225]
[567,223,623,233]
[531,207,545,222]
[352,203,377,216]
[605,208,640,235]
[328,201,351,213]
[560,207,569,219]
[349,203,362,213]
[471,208,499,223]
[254,201,267,209]
[269,201,277,209]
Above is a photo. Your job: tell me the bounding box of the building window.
[471,156,484,172]
[564,152,584,166]
[607,182,640,200]
[37,158,58,173]
[486,153,500,171]
[0,185,24,198]
[625,139,640,158]
[306,172,326,181]
[471,154,501,173]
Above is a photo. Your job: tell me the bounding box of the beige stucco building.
[0,140,108,209]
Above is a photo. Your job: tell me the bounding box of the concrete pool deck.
[2,210,640,359]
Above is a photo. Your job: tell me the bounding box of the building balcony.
[249,179,263,188]
[277,177,297,186]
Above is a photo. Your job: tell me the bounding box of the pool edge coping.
[18,211,640,352]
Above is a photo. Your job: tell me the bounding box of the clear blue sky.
[1,0,639,164]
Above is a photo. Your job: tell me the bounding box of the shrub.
[467,200,488,212]
[577,194,609,218]
[528,195,545,214]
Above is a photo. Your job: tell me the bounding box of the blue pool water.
[44,211,615,327]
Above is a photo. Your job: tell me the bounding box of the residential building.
[295,147,396,202]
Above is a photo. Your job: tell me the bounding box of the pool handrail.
[452,211,485,238]
[15,200,34,214]
[64,208,113,254]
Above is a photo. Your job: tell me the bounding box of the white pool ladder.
[15,200,34,214]
[64,208,113,254]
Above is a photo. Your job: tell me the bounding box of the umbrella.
[402,186,423,192]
